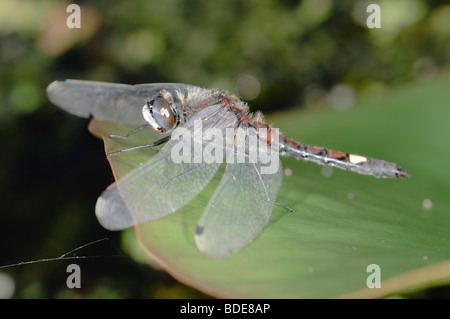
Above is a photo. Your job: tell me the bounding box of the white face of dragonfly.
[142,92,178,133]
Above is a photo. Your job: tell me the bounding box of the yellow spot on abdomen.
[349,154,367,164]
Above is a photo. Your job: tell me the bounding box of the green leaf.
[88,75,450,298]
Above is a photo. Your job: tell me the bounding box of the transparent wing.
[88,119,169,180]
[96,182,135,229]
[195,126,283,258]
[96,103,238,230]
[47,79,198,125]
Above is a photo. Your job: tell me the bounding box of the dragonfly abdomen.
[280,137,410,179]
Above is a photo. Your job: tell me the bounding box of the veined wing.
[96,103,238,230]
[195,126,284,258]
[47,80,198,126]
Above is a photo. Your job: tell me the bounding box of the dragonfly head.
[142,91,179,133]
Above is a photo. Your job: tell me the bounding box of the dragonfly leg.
[107,135,171,157]
[276,202,293,212]
[109,124,149,139]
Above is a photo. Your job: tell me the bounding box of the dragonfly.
[47,80,410,258]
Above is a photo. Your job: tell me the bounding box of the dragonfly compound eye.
[142,96,177,132]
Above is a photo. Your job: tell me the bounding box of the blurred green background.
[0,0,449,298]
